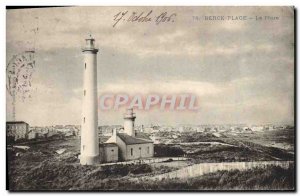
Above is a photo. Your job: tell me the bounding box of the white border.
[1,1,298,196]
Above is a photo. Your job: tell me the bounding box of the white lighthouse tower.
[80,35,100,165]
[124,108,136,137]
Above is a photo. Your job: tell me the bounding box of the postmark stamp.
[6,50,35,101]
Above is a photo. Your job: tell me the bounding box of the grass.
[8,160,154,190]
[158,130,294,163]
[8,153,294,191]
[7,137,295,191]
[87,164,295,191]
[7,139,173,191]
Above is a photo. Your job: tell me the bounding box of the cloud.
[7,7,293,58]
[98,79,222,95]
[6,7,294,125]
[7,83,82,126]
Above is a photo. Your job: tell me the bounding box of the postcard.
[6,6,295,191]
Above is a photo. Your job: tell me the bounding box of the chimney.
[113,128,117,137]
[108,128,118,143]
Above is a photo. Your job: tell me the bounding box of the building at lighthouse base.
[99,143,118,163]
[97,108,154,163]
[104,131,154,162]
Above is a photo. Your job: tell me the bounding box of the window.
[111,149,114,152]
[83,117,85,123]
[131,148,133,156]
[84,63,86,69]
[84,90,86,96]
[147,146,150,154]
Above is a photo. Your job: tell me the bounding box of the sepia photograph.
[6,6,295,191]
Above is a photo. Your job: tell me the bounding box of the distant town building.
[6,121,29,141]
[251,126,264,132]
[27,130,38,140]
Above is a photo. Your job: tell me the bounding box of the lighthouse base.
[79,154,100,165]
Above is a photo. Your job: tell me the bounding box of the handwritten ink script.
[113,10,176,27]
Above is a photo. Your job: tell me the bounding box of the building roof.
[117,133,153,145]
[100,143,118,148]
[6,121,28,125]
[135,131,152,140]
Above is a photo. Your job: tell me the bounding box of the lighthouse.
[80,35,100,165]
[124,108,136,137]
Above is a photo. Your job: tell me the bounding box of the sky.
[6,6,294,126]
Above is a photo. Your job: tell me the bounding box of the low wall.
[100,157,189,166]
[138,161,294,181]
